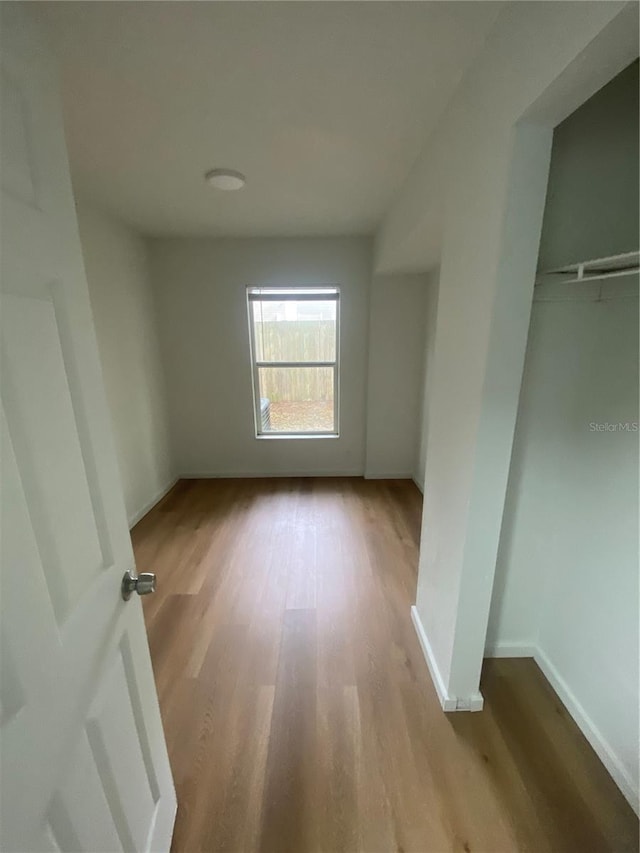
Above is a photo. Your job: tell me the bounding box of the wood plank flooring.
[133,478,638,853]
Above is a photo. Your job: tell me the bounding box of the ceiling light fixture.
[204,168,246,191]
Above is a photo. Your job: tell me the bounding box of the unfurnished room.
[1,2,639,852]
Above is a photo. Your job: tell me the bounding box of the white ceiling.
[36,1,503,238]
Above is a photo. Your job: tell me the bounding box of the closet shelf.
[535,250,639,286]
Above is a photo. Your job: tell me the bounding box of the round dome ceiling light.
[204,168,246,191]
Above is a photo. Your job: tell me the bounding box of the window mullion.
[256,361,336,369]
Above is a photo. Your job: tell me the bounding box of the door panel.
[0,6,176,851]
[86,643,159,852]
[48,732,124,853]
[2,292,106,618]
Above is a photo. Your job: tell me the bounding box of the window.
[247,286,340,437]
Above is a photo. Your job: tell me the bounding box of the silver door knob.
[121,570,156,601]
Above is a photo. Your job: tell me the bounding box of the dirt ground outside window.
[268,400,334,432]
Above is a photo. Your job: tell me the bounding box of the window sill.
[255,432,340,440]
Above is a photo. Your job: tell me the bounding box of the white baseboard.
[411,606,484,712]
[484,641,537,658]
[179,470,364,479]
[533,646,639,815]
[364,472,414,480]
[128,477,178,529]
[412,475,424,494]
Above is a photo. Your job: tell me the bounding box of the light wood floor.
[133,478,638,853]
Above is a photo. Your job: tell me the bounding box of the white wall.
[487,277,639,803]
[538,60,639,270]
[77,201,173,526]
[373,1,638,711]
[149,237,371,477]
[487,58,640,807]
[414,269,439,491]
[365,274,428,480]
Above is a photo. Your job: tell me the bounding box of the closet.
[487,60,639,810]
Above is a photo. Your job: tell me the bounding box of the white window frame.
[246,286,340,439]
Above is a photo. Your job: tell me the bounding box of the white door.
[0,6,177,851]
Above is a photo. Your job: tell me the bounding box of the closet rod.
[535,250,639,286]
